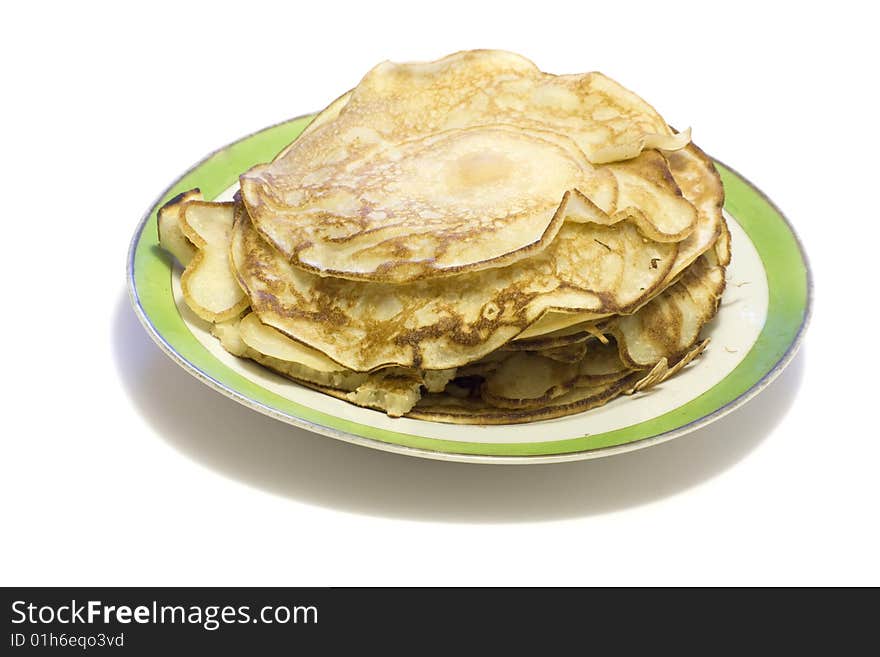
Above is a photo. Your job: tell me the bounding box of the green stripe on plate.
[129,116,810,458]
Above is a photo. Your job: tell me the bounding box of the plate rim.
[126,114,813,465]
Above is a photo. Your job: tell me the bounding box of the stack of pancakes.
[158,50,729,424]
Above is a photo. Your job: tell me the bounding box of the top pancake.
[240,50,693,283]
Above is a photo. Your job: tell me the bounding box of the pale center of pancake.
[446,150,515,189]
[387,127,584,222]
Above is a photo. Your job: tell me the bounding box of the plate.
[127,114,812,464]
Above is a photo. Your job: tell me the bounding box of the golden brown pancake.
[231,200,678,371]
[240,50,694,283]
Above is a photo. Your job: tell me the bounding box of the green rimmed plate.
[127,114,812,464]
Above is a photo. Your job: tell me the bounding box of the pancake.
[240,50,694,283]
[178,200,249,322]
[308,370,638,424]
[513,141,725,341]
[208,238,724,420]
[612,253,726,367]
[156,188,201,267]
[464,248,722,412]
[212,314,454,416]
[231,200,678,372]
[480,344,635,410]
[409,340,708,425]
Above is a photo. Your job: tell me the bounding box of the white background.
[2,1,877,586]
